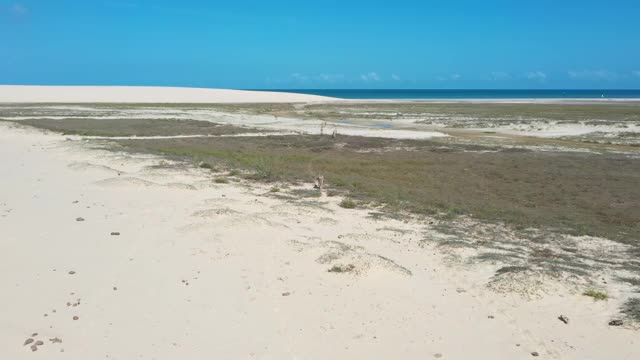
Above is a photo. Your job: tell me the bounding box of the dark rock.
[488,315,495,319]
[24,338,34,346]
[282,292,291,296]
[30,345,38,352]
[110,232,120,236]
[68,271,76,275]
[558,315,569,324]
[49,337,63,344]
[531,352,539,357]
[35,340,44,346]
[73,316,79,321]
[608,319,624,326]
[76,217,85,222]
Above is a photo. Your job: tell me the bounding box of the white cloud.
[360,72,381,81]
[290,73,309,82]
[526,71,547,81]
[568,70,617,81]
[289,73,346,83]
[491,72,511,81]
[633,71,640,79]
[391,74,401,81]
[317,73,344,82]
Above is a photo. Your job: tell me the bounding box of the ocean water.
[264,89,640,100]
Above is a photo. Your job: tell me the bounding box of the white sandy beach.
[1,100,639,358]
[0,86,335,103]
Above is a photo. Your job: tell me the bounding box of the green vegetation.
[12,118,265,137]
[290,189,321,198]
[112,134,640,244]
[198,162,215,170]
[269,186,281,193]
[583,290,609,301]
[339,198,357,209]
[8,104,640,245]
[214,178,228,184]
[621,298,640,322]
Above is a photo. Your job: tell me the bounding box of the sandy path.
[0,122,638,359]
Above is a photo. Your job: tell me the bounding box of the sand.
[1,121,639,358]
[0,85,335,103]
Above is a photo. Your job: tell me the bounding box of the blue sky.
[1,0,639,89]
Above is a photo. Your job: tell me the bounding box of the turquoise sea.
[264,89,640,100]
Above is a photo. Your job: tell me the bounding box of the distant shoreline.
[2,86,640,104]
[263,89,640,102]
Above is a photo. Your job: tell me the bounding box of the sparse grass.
[495,265,530,276]
[440,206,464,220]
[229,169,241,176]
[617,277,640,287]
[12,105,640,246]
[583,290,609,301]
[290,189,321,198]
[15,118,264,137]
[339,198,357,209]
[109,133,640,244]
[198,162,215,170]
[269,186,280,193]
[621,298,640,322]
[328,264,356,273]
[214,178,228,184]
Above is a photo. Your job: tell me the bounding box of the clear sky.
[1,0,639,89]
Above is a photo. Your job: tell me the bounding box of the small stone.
[609,319,624,326]
[488,315,495,319]
[49,337,63,344]
[73,316,79,321]
[113,286,117,291]
[531,352,539,357]
[31,333,38,337]
[76,217,85,222]
[30,345,38,352]
[35,340,44,346]
[282,292,291,296]
[68,271,76,275]
[558,315,569,324]
[110,232,120,236]
[456,288,466,293]
[434,353,443,358]
[24,338,34,346]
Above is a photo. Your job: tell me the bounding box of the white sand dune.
[1,121,639,359]
[0,85,336,103]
